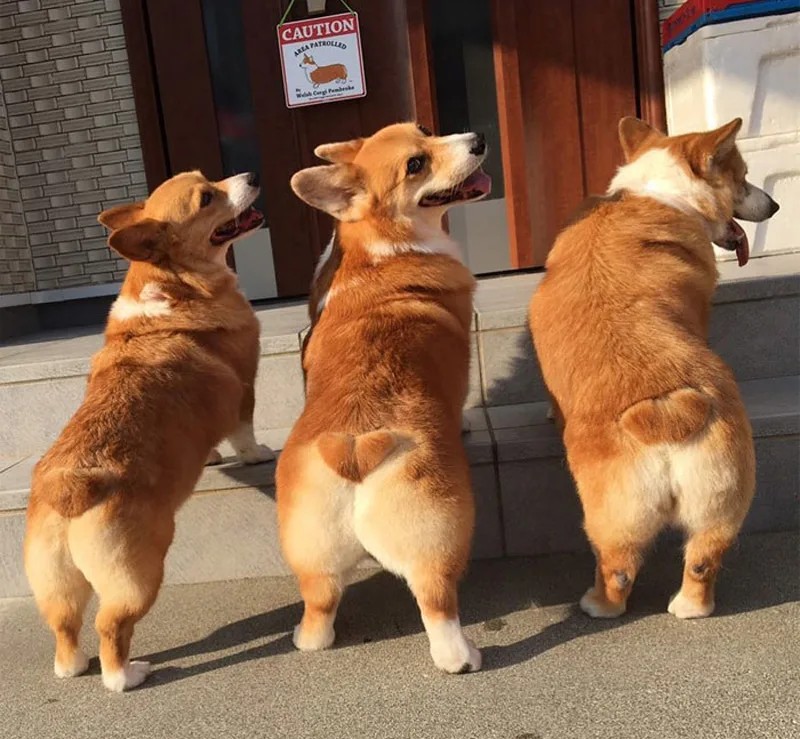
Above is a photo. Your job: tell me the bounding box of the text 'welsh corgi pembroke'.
[25,170,274,692]
[278,122,490,673]
[530,117,779,620]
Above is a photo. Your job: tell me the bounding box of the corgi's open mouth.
[713,219,749,267]
[419,169,492,207]
[210,206,265,245]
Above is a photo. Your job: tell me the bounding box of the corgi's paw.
[460,415,472,435]
[293,622,335,651]
[668,591,714,619]
[427,619,482,674]
[205,449,224,466]
[54,648,89,678]
[237,444,275,465]
[102,660,151,692]
[580,587,626,618]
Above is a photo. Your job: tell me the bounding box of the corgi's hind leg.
[579,542,647,618]
[25,512,92,678]
[669,525,737,619]
[293,571,345,651]
[576,462,666,618]
[407,567,481,674]
[69,511,174,692]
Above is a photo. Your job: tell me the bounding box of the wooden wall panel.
[634,0,668,131]
[145,0,224,180]
[573,0,638,194]
[491,0,532,268]
[517,0,584,266]
[118,0,169,190]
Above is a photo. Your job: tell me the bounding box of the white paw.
[426,618,482,674]
[236,444,275,465]
[205,449,223,466]
[102,660,151,692]
[293,623,335,651]
[579,587,626,618]
[668,591,714,619]
[54,648,89,678]
[460,415,472,435]
[430,635,481,674]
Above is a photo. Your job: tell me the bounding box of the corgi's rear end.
[530,117,779,621]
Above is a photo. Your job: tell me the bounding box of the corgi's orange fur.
[24,170,274,692]
[279,122,490,673]
[530,118,779,619]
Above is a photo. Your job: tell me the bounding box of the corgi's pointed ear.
[98,202,144,230]
[618,117,664,161]
[291,164,366,221]
[107,219,170,263]
[708,117,742,160]
[314,138,364,164]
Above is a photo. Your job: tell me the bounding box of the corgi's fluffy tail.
[620,388,712,445]
[317,430,406,482]
[33,466,117,518]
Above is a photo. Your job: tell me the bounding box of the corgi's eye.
[417,124,432,136]
[200,191,213,208]
[406,156,426,175]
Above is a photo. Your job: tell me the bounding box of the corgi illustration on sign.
[299,54,348,87]
[278,12,366,108]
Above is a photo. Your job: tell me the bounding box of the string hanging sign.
[277,0,366,108]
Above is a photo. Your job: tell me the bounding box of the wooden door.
[492,0,666,267]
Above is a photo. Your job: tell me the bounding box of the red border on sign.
[277,12,367,109]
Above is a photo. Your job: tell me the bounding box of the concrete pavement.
[1,531,798,739]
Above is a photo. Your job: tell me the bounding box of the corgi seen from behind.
[278,122,490,673]
[530,117,779,620]
[24,170,274,692]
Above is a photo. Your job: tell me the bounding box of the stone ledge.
[2,254,797,385]
[2,376,796,514]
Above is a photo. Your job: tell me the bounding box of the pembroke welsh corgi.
[24,170,274,692]
[299,53,348,87]
[530,117,779,619]
[278,122,490,673]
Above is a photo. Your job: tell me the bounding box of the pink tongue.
[463,169,492,196]
[731,220,749,267]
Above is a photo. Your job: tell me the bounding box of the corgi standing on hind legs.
[530,117,779,620]
[279,122,491,673]
[24,170,274,692]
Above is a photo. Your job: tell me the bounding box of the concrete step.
[2,531,797,739]
[2,376,796,598]
[0,255,797,459]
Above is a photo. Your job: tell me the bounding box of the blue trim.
[663,0,799,53]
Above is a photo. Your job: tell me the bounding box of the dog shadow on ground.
[136,510,797,688]
[137,328,798,686]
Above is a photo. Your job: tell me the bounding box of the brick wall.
[0,0,147,296]
[0,77,34,294]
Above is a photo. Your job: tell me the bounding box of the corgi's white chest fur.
[109,283,172,321]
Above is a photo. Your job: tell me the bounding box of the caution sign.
[277,12,366,108]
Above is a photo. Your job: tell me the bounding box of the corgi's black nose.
[470,133,486,156]
[767,195,780,217]
[247,172,260,188]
